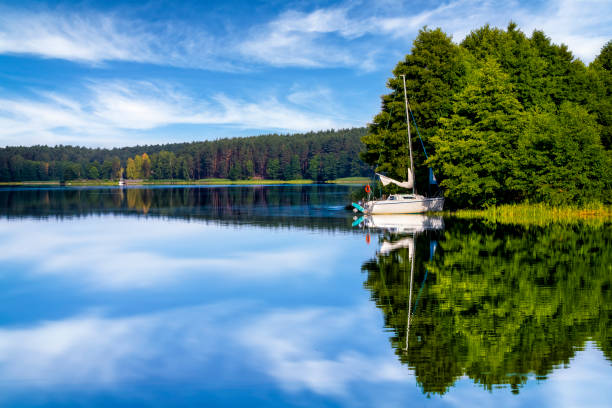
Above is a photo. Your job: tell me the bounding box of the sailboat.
[354,75,444,214]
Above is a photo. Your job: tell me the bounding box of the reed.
[451,203,611,228]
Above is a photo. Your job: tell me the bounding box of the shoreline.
[0,177,370,186]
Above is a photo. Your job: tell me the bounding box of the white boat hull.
[365,196,444,214]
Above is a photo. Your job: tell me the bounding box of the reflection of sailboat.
[359,214,444,234]
[364,215,440,352]
[380,237,414,256]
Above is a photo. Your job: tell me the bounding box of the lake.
[0,185,610,407]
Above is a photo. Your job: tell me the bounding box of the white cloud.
[0,8,154,64]
[239,0,611,69]
[0,6,237,71]
[0,79,357,147]
[0,1,609,71]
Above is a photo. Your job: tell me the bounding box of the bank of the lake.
[0,177,371,186]
[451,203,612,227]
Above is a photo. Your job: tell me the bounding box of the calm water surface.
[0,185,610,407]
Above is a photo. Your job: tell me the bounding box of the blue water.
[0,185,610,407]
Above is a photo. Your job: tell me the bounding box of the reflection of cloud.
[0,298,610,406]
[237,306,408,396]
[0,315,153,385]
[0,218,335,289]
[0,303,244,387]
[0,302,407,399]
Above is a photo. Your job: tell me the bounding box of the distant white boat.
[356,75,444,214]
[118,179,125,186]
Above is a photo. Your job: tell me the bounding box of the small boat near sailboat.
[353,75,444,214]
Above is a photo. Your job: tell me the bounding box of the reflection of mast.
[405,236,415,351]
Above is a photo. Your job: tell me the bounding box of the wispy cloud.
[0,79,357,146]
[0,1,609,71]
[238,0,611,69]
[0,6,237,71]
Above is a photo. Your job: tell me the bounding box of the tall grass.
[452,203,611,228]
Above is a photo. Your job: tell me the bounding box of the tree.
[307,155,320,180]
[126,158,137,179]
[133,154,144,179]
[87,164,99,179]
[111,156,122,180]
[362,27,469,190]
[228,163,241,180]
[266,158,281,179]
[428,58,524,207]
[141,153,152,178]
[512,102,610,204]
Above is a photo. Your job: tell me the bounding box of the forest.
[0,128,369,182]
[362,23,611,208]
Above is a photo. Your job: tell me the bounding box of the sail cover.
[376,171,413,189]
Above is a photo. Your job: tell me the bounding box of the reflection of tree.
[0,185,358,232]
[362,221,611,395]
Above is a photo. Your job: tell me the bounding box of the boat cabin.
[388,194,417,201]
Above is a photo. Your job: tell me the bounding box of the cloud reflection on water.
[0,217,340,289]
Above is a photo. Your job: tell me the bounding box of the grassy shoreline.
[450,203,611,227]
[0,177,370,186]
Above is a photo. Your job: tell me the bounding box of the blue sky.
[0,0,610,148]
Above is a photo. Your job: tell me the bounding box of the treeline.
[362,23,611,207]
[0,128,369,182]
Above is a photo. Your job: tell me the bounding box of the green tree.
[362,27,469,190]
[307,155,320,180]
[244,159,255,179]
[512,102,610,204]
[266,158,281,179]
[428,58,524,207]
[87,164,99,179]
[111,156,122,180]
[228,163,242,180]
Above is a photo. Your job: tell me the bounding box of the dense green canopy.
[362,24,611,207]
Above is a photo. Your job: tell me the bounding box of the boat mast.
[401,75,416,195]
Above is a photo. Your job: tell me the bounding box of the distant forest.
[0,128,369,182]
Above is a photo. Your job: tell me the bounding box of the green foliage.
[363,24,611,208]
[0,128,368,182]
[429,58,524,207]
[87,164,99,180]
[362,27,468,192]
[512,103,610,204]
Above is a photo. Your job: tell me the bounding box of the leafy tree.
[362,27,469,191]
[228,163,242,180]
[512,102,610,204]
[428,58,524,207]
[111,156,122,180]
[87,164,99,179]
[266,158,281,179]
[126,158,137,179]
